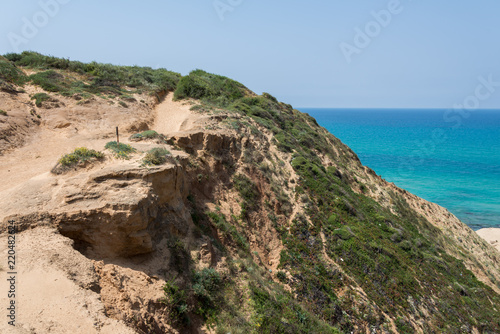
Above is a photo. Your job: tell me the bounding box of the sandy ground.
[0,92,201,333]
[153,93,200,134]
[0,130,111,193]
[0,93,199,194]
[0,228,136,334]
[476,228,500,253]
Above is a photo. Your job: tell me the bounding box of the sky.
[1,0,500,108]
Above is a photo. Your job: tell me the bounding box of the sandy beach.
[476,228,500,253]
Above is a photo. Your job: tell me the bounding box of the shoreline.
[476,228,500,253]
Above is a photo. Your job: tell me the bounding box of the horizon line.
[297,107,500,110]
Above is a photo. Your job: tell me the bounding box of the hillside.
[0,52,499,334]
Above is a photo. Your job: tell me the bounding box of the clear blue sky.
[1,0,500,108]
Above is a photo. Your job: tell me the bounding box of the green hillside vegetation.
[0,56,27,86]
[31,92,51,107]
[171,69,500,333]
[2,51,180,100]
[174,69,250,107]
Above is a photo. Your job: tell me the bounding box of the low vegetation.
[0,56,27,86]
[31,92,51,107]
[0,109,7,116]
[1,51,181,100]
[104,141,136,159]
[233,174,259,218]
[207,210,249,251]
[130,130,165,142]
[162,280,190,325]
[143,147,171,165]
[174,69,249,107]
[161,242,341,334]
[57,147,104,168]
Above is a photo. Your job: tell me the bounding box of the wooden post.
[116,126,119,144]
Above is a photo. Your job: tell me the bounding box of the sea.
[300,108,500,230]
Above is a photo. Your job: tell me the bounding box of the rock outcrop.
[2,162,190,258]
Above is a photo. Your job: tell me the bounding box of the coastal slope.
[1,52,499,333]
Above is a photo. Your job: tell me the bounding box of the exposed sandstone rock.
[168,131,240,156]
[2,163,190,258]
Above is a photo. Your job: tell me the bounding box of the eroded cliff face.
[3,162,190,258]
[0,69,499,334]
[0,156,196,333]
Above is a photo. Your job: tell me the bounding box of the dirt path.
[153,93,200,135]
[0,130,111,194]
[0,93,200,197]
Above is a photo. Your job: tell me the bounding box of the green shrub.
[327,214,339,226]
[29,70,68,92]
[193,268,222,300]
[58,147,104,167]
[262,92,278,103]
[104,141,136,159]
[118,101,128,108]
[0,109,7,116]
[233,174,258,217]
[143,147,170,165]
[229,96,284,126]
[192,268,223,320]
[234,96,280,112]
[31,92,51,107]
[333,227,354,241]
[130,130,161,141]
[276,271,287,282]
[207,211,249,250]
[399,240,413,252]
[162,280,190,324]
[396,317,414,333]
[174,69,247,107]
[0,58,27,85]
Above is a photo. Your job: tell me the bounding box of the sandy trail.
[0,130,110,194]
[153,93,199,134]
[0,93,199,197]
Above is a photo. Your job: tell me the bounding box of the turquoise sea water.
[300,108,500,230]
